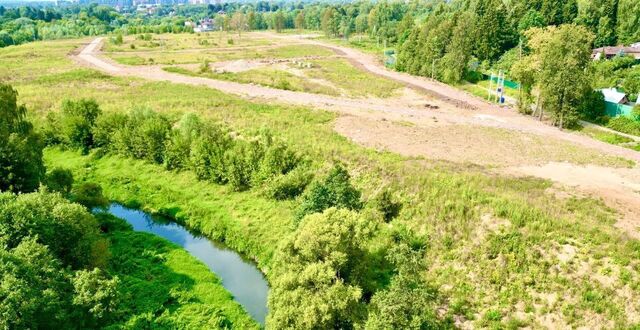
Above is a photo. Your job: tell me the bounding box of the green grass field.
[7,37,640,328]
[107,43,335,65]
[99,213,259,329]
[164,66,342,96]
[104,32,276,53]
[163,57,403,98]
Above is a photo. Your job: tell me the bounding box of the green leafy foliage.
[71,268,120,326]
[264,165,313,200]
[93,112,128,149]
[45,167,74,194]
[296,163,362,220]
[0,189,122,328]
[0,190,107,269]
[112,108,171,164]
[267,208,378,329]
[72,182,109,210]
[164,113,203,171]
[0,83,44,193]
[579,90,606,121]
[46,101,307,197]
[364,240,443,329]
[515,25,594,128]
[606,116,640,136]
[0,237,72,329]
[60,98,102,153]
[375,188,402,223]
[190,122,233,183]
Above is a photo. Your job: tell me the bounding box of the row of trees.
[389,0,638,127]
[42,99,314,196]
[0,4,122,47]
[512,25,597,128]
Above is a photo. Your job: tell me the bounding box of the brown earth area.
[73,34,640,237]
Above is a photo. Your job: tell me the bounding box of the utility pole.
[431,59,435,80]
[487,72,493,101]
[518,38,522,104]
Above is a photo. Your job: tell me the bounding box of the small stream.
[106,204,269,325]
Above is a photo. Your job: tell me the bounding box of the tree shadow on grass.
[97,213,240,329]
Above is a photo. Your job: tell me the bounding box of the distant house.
[193,18,215,33]
[601,88,629,104]
[592,43,640,60]
[600,88,636,118]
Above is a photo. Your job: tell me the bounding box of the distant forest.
[1,0,639,125]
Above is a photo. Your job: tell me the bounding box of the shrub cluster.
[607,116,640,136]
[45,99,405,218]
[46,100,309,193]
[0,191,119,329]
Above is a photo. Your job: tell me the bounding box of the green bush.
[295,163,362,220]
[60,99,102,153]
[190,123,232,183]
[0,191,121,329]
[93,112,128,149]
[0,83,45,193]
[199,59,210,73]
[111,109,171,164]
[72,183,109,210]
[225,143,255,191]
[112,33,123,45]
[264,166,313,200]
[268,208,377,329]
[375,188,402,222]
[41,112,64,146]
[0,190,107,269]
[275,78,293,90]
[606,116,640,136]
[579,90,606,121]
[71,268,120,324]
[164,115,203,171]
[254,141,301,184]
[45,167,74,194]
[464,70,483,83]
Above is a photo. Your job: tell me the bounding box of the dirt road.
[74,36,640,236]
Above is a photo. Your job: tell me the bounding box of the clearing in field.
[4,32,640,328]
[103,31,404,98]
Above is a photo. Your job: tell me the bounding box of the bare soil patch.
[507,162,640,238]
[74,36,640,236]
[334,115,630,167]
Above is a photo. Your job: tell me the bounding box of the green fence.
[384,49,396,68]
[605,101,635,117]
[486,75,520,89]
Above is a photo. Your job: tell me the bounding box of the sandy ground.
[74,36,640,237]
[508,163,640,238]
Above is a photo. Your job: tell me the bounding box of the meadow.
[164,57,403,98]
[104,32,403,98]
[98,213,259,328]
[104,33,334,65]
[5,37,640,328]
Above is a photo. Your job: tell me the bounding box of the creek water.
[106,204,269,325]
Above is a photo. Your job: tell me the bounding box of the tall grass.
[11,37,640,328]
[98,213,259,328]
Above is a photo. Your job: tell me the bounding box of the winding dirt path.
[74,36,640,236]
